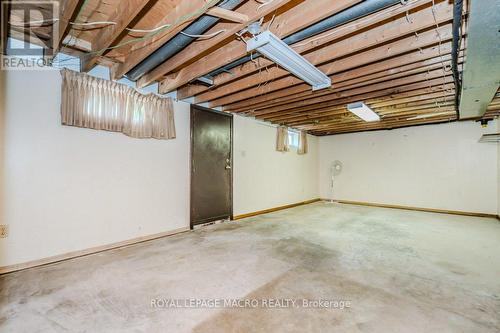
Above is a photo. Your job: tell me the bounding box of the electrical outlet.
[0,225,8,238]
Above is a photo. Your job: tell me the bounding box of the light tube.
[346,102,380,122]
[246,31,331,91]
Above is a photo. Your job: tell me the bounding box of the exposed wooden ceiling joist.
[111,0,220,80]
[136,0,301,88]
[245,73,454,116]
[1,0,11,54]
[310,113,457,136]
[275,88,456,125]
[80,0,156,72]
[157,0,362,94]
[219,26,456,112]
[206,7,249,23]
[208,10,455,109]
[257,83,456,129]
[179,0,435,100]
[55,0,82,56]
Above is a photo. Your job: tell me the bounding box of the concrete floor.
[1,202,500,332]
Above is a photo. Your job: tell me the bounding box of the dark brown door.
[190,105,233,228]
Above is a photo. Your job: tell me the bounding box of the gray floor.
[1,202,500,332]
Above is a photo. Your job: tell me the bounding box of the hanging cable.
[179,29,226,39]
[70,21,117,28]
[255,0,274,12]
[125,24,172,34]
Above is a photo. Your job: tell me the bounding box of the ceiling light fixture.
[346,102,380,122]
[246,31,331,91]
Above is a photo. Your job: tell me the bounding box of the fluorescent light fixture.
[347,102,380,122]
[247,31,331,91]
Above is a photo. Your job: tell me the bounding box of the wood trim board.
[0,227,189,275]
[331,199,499,219]
[232,198,321,220]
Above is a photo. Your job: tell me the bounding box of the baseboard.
[233,198,321,220]
[329,199,498,219]
[0,227,190,275]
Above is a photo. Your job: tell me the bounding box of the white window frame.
[288,129,300,149]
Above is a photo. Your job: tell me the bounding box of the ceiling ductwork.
[125,0,245,82]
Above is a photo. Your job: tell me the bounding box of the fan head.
[331,160,343,176]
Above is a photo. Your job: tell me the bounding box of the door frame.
[190,104,233,229]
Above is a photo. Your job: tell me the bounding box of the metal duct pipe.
[125,0,244,81]
[204,0,402,79]
[451,0,463,118]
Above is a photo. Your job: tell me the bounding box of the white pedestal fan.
[328,160,343,203]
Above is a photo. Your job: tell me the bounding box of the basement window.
[288,129,299,149]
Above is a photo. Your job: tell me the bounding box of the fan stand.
[327,160,342,205]
[326,174,336,204]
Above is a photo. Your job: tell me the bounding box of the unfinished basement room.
[0,0,499,331]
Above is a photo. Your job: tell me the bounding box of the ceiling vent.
[479,133,500,143]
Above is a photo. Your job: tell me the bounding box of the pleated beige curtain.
[60,69,176,139]
[297,130,308,155]
[276,126,289,152]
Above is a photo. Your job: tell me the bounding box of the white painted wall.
[319,121,499,214]
[233,116,319,215]
[498,121,500,216]
[0,68,320,268]
[1,70,191,267]
[0,71,6,249]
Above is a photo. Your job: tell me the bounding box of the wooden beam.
[214,34,456,111]
[135,0,295,88]
[1,0,10,54]
[205,1,454,107]
[158,0,362,93]
[206,7,249,23]
[307,112,456,134]
[265,90,455,125]
[304,107,456,128]
[307,110,456,131]
[295,103,456,129]
[255,56,460,122]
[278,90,456,124]
[112,0,220,80]
[258,82,455,122]
[254,83,452,118]
[223,32,457,112]
[270,90,456,125]
[312,118,457,135]
[249,72,454,117]
[81,0,155,72]
[55,0,81,56]
[181,0,434,100]
[229,59,454,114]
